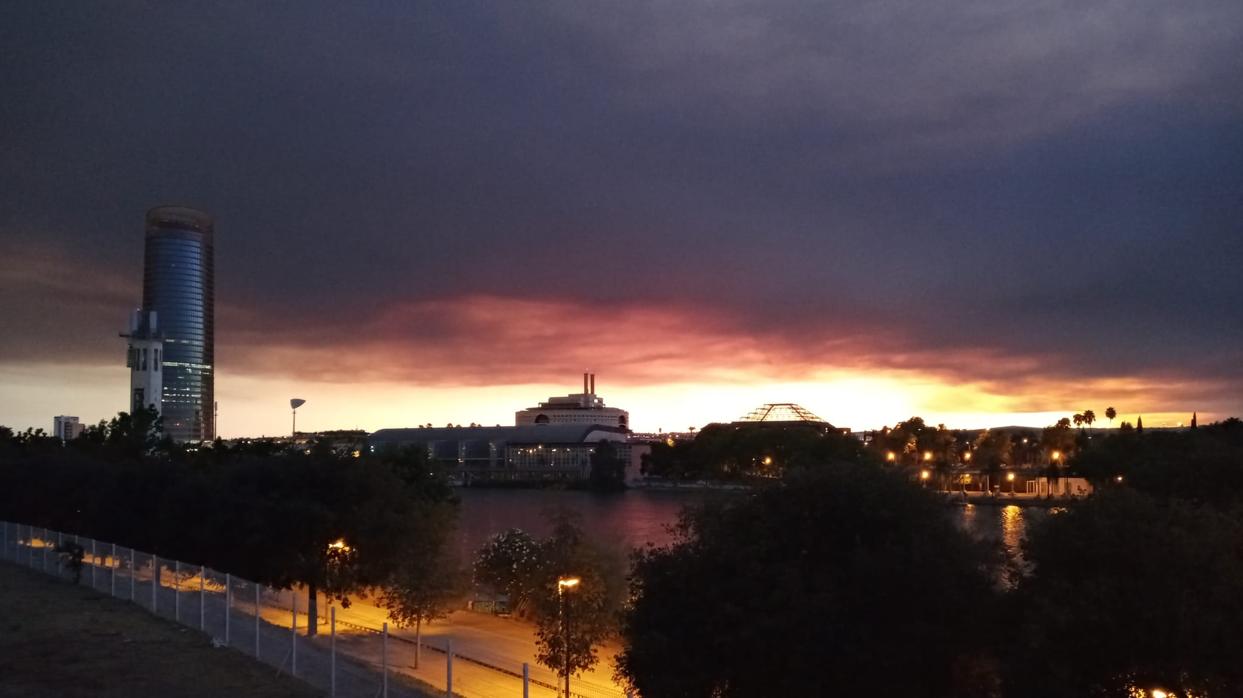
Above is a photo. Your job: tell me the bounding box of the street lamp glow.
[1151,690,1168,698]
[328,538,350,552]
[762,455,773,466]
[1051,450,1062,462]
[919,469,931,480]
[923,451,933,461]
[1006,472,1016,482]
[886,451,896,462]
[1115,475,1124,483]
[558,577,581,590]
[963,451,973,462]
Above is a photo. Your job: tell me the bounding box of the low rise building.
[369,424,631,483]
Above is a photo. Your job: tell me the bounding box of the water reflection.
[454,489,1045,577]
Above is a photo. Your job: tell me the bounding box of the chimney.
[590,373,596,395]
[583,372,589,394]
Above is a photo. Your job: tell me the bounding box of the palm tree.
[1105,406,1116,428]
[1072,413,1084,433]
[1083,410,1096,434]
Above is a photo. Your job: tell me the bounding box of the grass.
[0,561,322,698]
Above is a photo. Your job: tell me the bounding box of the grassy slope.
[0,561,321,698]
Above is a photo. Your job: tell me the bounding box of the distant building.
[122,206,215,442]
[52,416,84,441]
[370,424,631,483]
[515,373,629,430]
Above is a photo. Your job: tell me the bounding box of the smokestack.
[584,372,589,394]
[590,373,596,395]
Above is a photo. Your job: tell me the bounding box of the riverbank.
[941,492,1080,508]
[0,561,319,698]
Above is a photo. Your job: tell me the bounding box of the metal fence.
[0,520,442,698]
[1,520,627,698]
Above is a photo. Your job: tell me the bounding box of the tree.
[473,529,542,615]
[617,465,1001,697]
[1105,406,1117,427]
[220,442,439,636]
[1082,409,1096,433]
[587,439,626,491]
[1072,413,1085,432]
[380,501,465,668]
[530,510,625,696]
[1006,491,1243,696]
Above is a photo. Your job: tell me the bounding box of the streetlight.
[290,398,306,437]
[923,451,933,462]
[885,451,896,463]
[919,469,931,488]
[963,451,973,463]
[1006,471,1016,495]
[557,577,581,698]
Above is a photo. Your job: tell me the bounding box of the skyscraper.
[126,206,215,442]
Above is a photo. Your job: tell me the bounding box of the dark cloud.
[1,1,1241,415]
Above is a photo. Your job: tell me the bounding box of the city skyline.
[2,3,1241,437]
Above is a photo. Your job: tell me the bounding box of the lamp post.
[1006,471,1016,495]
[557,577,580,698]
[290,398,306,437]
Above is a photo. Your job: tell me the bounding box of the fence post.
[291,593,297,678]
[446,638,453,698]
[523,662,530,698]
[199,566,206,631]
[90,539,96,586]
[382,622,389,698]
[255,584,261,659]
[152,555,159,613]
[330,606,336,697]
[174,560,180,622]
[111,543,117,597]
[225,573,231,646]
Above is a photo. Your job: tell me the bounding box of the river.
[454,487,1046,570]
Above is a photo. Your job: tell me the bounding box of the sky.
[1,1,1241,436]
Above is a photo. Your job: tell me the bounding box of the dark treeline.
[0,409,456,635]
[641,422,873,480]
[624,418,1243,697]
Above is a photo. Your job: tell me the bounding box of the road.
[264,587,628,698]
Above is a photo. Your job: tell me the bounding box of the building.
[122,309,163,415]
[126,206,215,442]
[515,373,629,429]
[369,424,631,482]
[52,416,84,441]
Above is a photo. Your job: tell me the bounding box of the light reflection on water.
[455,488,1045,573]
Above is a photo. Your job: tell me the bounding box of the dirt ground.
[0,561,322,698]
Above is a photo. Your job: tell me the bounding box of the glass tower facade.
[143,206,214,442]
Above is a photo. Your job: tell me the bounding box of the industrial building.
[514,373,629,429]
